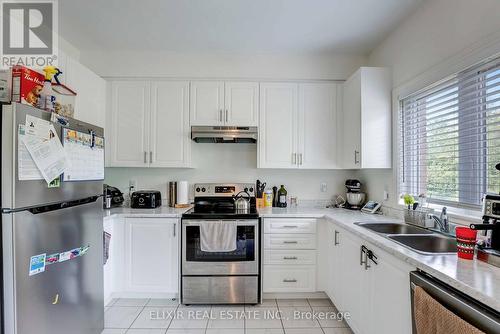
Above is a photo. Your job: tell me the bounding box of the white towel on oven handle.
[200,221,237,252]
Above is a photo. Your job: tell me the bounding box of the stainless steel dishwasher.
[410,271,500,333]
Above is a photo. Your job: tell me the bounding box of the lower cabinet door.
[366,245,414,334]
[124,218,178,294]
[338,230,366,334]
[263,265,316,292]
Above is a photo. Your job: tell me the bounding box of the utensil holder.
[404,208,434,228]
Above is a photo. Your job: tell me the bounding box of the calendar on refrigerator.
[62,128,104,181]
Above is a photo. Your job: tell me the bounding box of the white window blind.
[400,56,500,208]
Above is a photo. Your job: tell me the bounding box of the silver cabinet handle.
[283,241,298,244]
[283,225,298,228]
[299,153,303,165]
[360,245,366,266]
[225,109,228,122]
[283,279,297,283]
[283,256,298,260]
[173,223,176,237]
[219,110,222,122]
[334,230,339,246]
[149,151,153,163]
[361,245,370,270]
[292,153,297,165]
[354,150,360,164]
[144,151,147,163]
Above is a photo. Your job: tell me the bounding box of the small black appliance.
[104,184,124,208]
[131,190,162,209]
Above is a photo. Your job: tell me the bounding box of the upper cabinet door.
[298,83,339,169]
[189,81,225,126]
[341,70,362,169]
[109,81,150,167]
[224,81,259,126]
[150,81,191,167]
[360,67,392,168]
[258,83,298,168]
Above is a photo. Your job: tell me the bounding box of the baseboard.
[108,291,179,300]
[263,291,328,299]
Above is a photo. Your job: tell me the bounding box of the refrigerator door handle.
[2,195,101,214]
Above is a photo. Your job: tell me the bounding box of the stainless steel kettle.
[233,191,251,212]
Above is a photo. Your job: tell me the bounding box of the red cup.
[455,227,477,260]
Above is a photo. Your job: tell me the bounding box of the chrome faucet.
[431,207,449,233]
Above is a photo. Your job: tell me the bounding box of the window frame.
[398,58,500,210]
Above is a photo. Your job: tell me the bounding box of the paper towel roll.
[176,181,189,205]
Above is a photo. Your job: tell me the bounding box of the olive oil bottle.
[277,185,287,208]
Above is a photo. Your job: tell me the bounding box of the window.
[399,56,500,208]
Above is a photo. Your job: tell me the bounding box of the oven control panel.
[194,183,255,197]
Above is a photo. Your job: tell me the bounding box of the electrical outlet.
[129,179,137,191]
[383,190,389,201]
[320,183,327,193]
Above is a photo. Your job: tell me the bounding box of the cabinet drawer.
[263,265,316,292]
[264,234,316,249]
[264,250,316,265]
[264,218,317,234]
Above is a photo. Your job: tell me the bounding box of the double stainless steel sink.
[355,222,457,255]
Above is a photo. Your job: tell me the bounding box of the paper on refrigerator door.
[25,114,52,139]
[17,124,43,180]
[21,124,69,184]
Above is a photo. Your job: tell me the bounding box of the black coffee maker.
[469,163,500,266]
[103,184,124,209]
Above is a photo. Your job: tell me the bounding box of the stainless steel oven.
[181,219,260,304]
[182,219,259,275]
[180,183,261,305]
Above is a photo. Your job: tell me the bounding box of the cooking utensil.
[234,191,251,212]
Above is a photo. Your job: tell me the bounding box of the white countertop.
[104,205,500,311]
[103,206,191,219]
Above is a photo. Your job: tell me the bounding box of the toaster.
[131,190,162,209]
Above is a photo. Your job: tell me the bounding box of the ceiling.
[59,0,422,55]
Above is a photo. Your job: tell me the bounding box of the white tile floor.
[103,298,353,334]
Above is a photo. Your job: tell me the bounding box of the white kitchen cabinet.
[298,83,339,169]
[325,223,343,307]
[150,81,191,167]
[263,218,318,293]
[365,244,414,334]
[325,222,415,334]
[109,80,150,167]
[107,80,191,167]
[337,228,366,334]
[259,82,339,169]
[189,81,225,126]
[258,83,297,168]
[341,67,392,169]
[190,81,258,126]
[124,218,179,294]
[225,81,259,126]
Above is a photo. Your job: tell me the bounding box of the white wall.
[85,51,367,202]
[104,143,357,203]
[81,51,366,80]
[361,0,500,207]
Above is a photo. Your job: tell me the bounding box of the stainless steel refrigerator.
[1,103,104,334]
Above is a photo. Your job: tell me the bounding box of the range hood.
[191,126,258,143]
